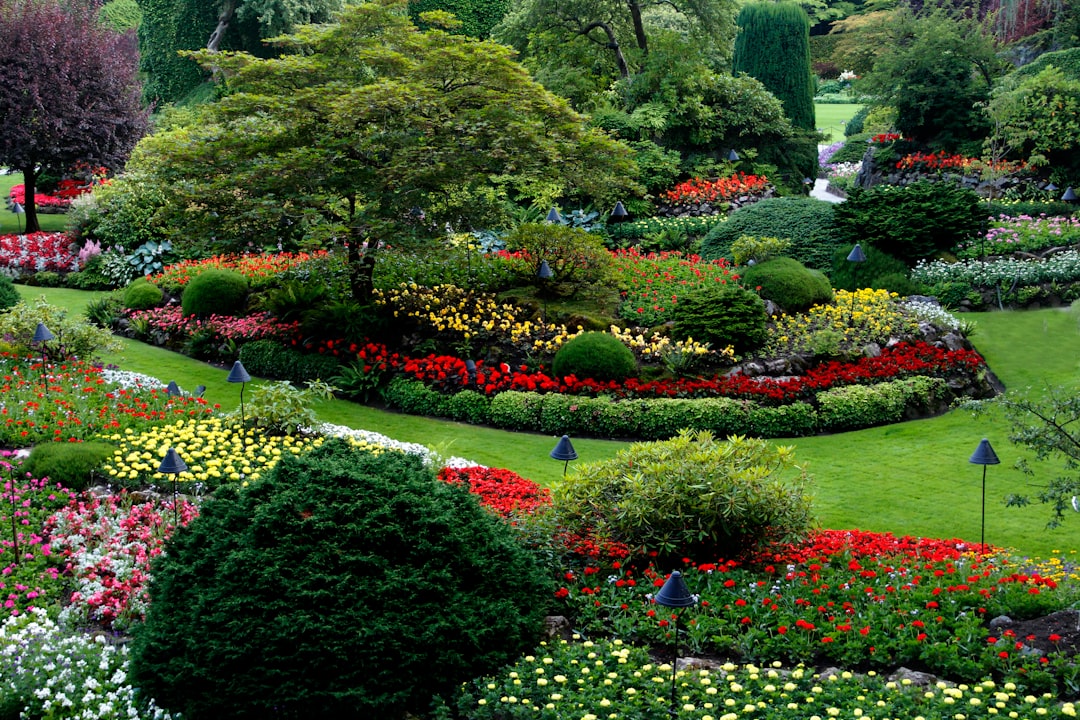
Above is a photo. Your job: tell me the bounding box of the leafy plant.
[0,297,122,359]
[701,197,841,271]
[122,278,164,310]
[83,291,124,329]
[740,256,834,313]
[731,235,792,266]
[551,331,637,382]
[21,441,116,491]
[126,240,174,276]
[243,379,335,436]
[671,282,768,356]
[181,269,249,317]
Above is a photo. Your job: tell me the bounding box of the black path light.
[1045,182,1058,195]
[727,149,739,163]
[545,207,563,224]
[1063,186,1078,203]
[537,260,553,323]
[32,322,53,393]
[654,570,698,718]
[969,438,1000,555]
[549,434,577,476]
[845,244,866,325]
[227,360,252,428]
[158,447,189,527]
[11,202,23,234]
[166,380,181,397]
[609,201,629,223]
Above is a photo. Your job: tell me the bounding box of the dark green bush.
[740,257,833,313]
[833,181,987,265]
[504,223,614,289]
[26,271,63,287]
[817,377,948,431]
[293,353,341,384]
[261,279,330,323]
[829,246,915,293]
[552,332,637,382]
[845,108,869,137]
[1013,47,1080,82]
[701,197,841,271]
[181,269,248,317]
[489,391,545,431]
[986,199,1077,218]
[636,397,751,440]
[671,283,768,356]
[446,389,492,425]
[553,430,812,559]
[381,377,449,417]
[747,401,818,437]
[122,279,164,310]
[130,440,551,719]
[84,293,124,330]
[0,274,20,312]
[830,133,871,164]
[237,340,339,385]
[22,441,116,491]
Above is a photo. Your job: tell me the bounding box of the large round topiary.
[701,197,841,271]
[180,268,248,317]
[552,331,637,382]
[740,256,833,313]
[0,274,20,312]
[671,282,767,356]
[122,278,164,310]
[129,440,550,719]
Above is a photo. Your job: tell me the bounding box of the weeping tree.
[0,0,148,234]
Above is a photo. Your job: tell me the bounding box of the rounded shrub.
[0,274,20,312]
[671,282,767,356]
[21,441,116,491]
[552,331,637,382]
[701,197,841,271]
[180,269,248,317]
[121,278,163,311]
[130,440,550,719]
[553,430,812,560]
[740,257,833,313]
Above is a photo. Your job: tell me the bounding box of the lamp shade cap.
[11,202,23,214]
[32,322,54,343]
[465,359,477,373]
[227,360,251,383]
[969,438,1000,466]
[1063,186,1078,202]
[846,244,867,263]
[1046,182,1058,193]
[610,201,629,220]
[550,434,578,461]
[654,570,697,608]
[727,149,739,162]
[546,207,563,224]
[166,380,181,396]
[537,259,554,280]
[158,447,189,474]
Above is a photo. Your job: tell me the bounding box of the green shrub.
[261,279,331,324]
[84,292,124,330]
[731,235,793,266]
[636,397,751,440]
[701,197,841,271]
[740,257,834,313]
[237,339,290,379]
[829,246,914,293]
[181,269,249,317]
[671,283,768,356]
[293,354,341,384]
[243,380,334,436]
[604,216,722,249]
[21,441,115,491]
[25,271,63,288]
[844,108,869,136]
[504,223,614,289]
[0,297,122,360]
[382,377,450,418]
[0,274,20,312]
[551,332,637,382]
[122,279,164,311]
[553,430,812,559]
[747,401,819,437]
[816,377,948,431]
[489,391,544,431]
[1013,47,1080,82]
[130,440,551,719]
[829,133,871,164]
[833,182,987,265]
[446,389,492,425]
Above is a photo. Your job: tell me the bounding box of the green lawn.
[815,102,865,143]
[0,171,74,234]
[17,290,1080,560]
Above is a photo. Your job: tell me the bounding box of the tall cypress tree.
[732,2,815,132]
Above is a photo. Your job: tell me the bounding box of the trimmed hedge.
[816,376,949,432]
[237,339,341,385]
[701,197,841,271]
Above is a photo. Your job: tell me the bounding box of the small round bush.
[671,282,767,356]
[740,257,834,313]
[180,269,248,317]
[130,440,550,719]
[122,278,164,310]
[701,197,841,271]
[0,274,20,312]
[552,331,637,382]
[22,441,116,491]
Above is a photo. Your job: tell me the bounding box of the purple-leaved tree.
[0,0,148,234]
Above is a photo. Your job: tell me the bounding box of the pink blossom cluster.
[0,232,78,273]
[1,474,75,615]
[129,306,300,343]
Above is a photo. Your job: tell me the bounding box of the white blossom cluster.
[912,250,1080,288]
[317,422,481,469]
[901,299,964,331]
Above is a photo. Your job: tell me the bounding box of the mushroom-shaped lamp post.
[158,448,189,527]
[968,438,1000,555]
[228,360,252,428]
[845,244,866,326]
[33,323,53,393]
[549,434,577,476]
[655,570,698,717]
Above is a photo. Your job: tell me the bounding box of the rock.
[941,332,966,351]
[763,358,790,375]
[543,616,574,642]
[989,615,1014,629]
[862,342,881,358]
[888,667,940,687]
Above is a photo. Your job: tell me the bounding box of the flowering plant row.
[7,180,95,210]
[126,306,300,345]
[612,248,743,327]
[955,214,1080,259]
[896,151,1026,174]
[661,173,770,206]
[150,250,330,290]
[0,232,78,273]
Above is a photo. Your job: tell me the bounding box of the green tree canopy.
[127,0,637,301]
[733,2,815,132]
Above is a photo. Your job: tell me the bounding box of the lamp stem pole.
[669,611,680,717]
[981,465,987,554]
[173,477,179,527]
[240,383,246,428]
[563,459,569,476]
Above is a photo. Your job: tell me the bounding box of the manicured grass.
[18,284,1080,558]
[815,102,864,142]
[0,171,73,234]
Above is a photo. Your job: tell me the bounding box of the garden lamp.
[227,360,252,428]
[33,322,53,393]
[1063,187,1078,204]
[195,384,206,398]
[537,260,553,323]
[465,359,477,385]
[969,438,1000,555]
[158,447,189,527]
[845,245,866,325]
[610,201,629,223]
[545,207,563,224]
[166,380,181,397]
[549,435,578,476]
[654,570,698,718]
[1046,182,1058,194]
[11,202,23,234]
[727,149,739,162]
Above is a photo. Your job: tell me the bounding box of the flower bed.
[612,248,742,327]
[148,250,332,291]
[955,215,1080,259]
[0,232,78,274]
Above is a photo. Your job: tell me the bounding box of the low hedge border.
[381,375,953,440]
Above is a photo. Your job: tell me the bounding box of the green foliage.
[237,340,340,386]
[126,240,173,276]
[243,380,335,436]
[605,216,722,249]
[829,133,871,164]
[22,441,115,491]
[83,292,124,330]
[129,440,551,718]
[740,257,834,313]
[408,0,509,37]
[833,181,987,265]
[122,279,163,311]
[844,107,868,136]
[261,279,330,323]
[0,297,121,359]
[733,2,815,131]
[626,140,683,195]
[731,235,793,266]
[747,401,818,437]
[551,332,637,382]
[635,397,751,440]
[445,389,493,425]
[505,223,614,290]
[553,430,812,558]
[671,283,767,356]
[489,390,544,431]
[829,246,913,293]
[0,275,19,312]
[99,0,141,30]
[701,197,840,271]
[68,172,172,251]
[382,377,450,418]
[1013,48,1080,82]
[817,376,947,432]
[181,269,248,317]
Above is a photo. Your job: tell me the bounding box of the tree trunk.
[580,21,631,79]
[207,0,237,52]
[19,165,40,235]
[347,225,376,303]
[626,0,648,55]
